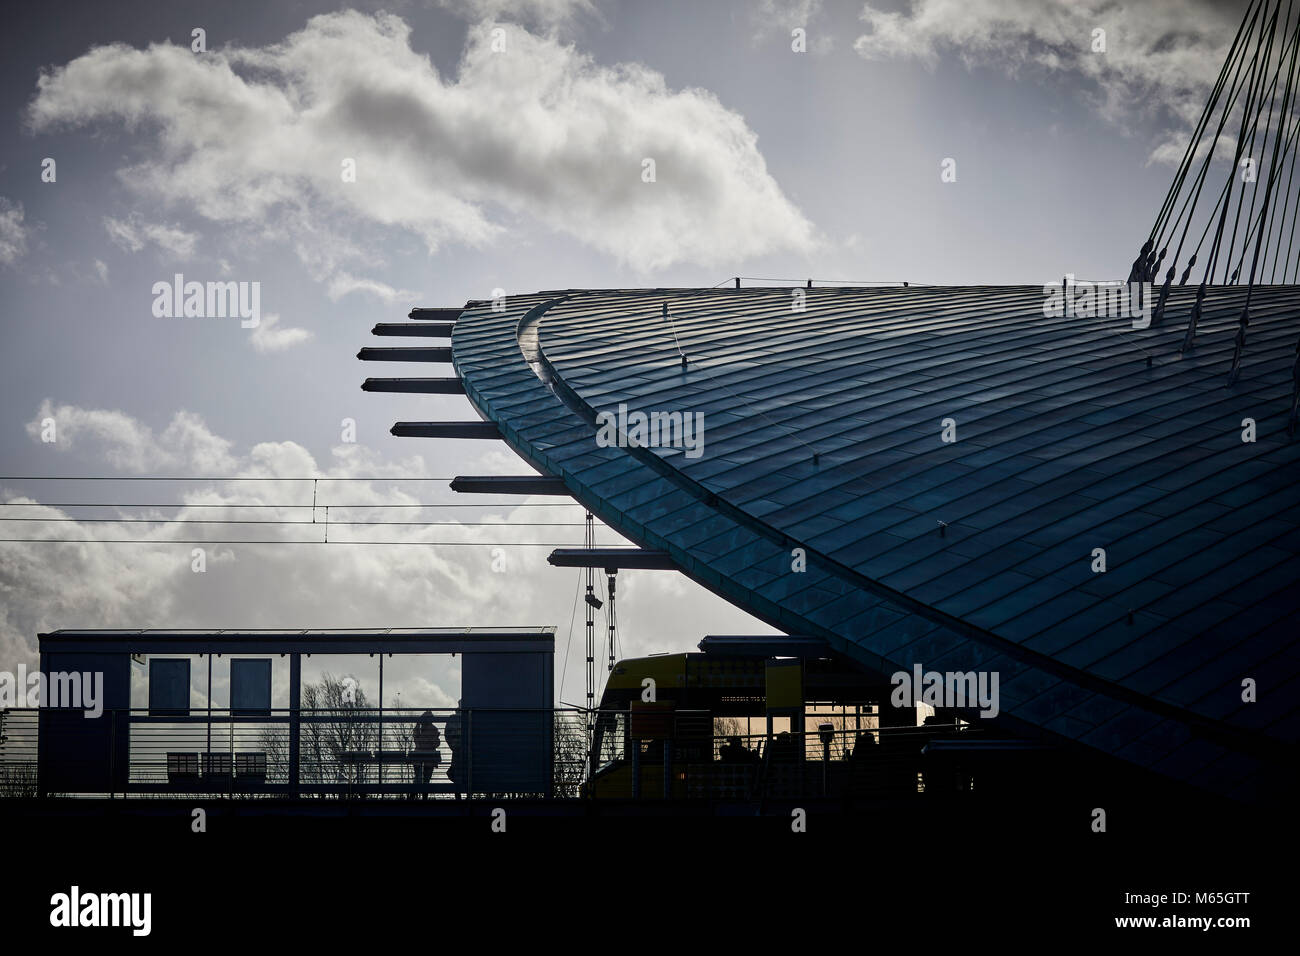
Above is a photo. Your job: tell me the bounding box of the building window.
[149,659,190,717]
[230,659,272,716]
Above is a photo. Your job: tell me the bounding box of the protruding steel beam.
[450,475,571,495]
[547,548,677,570]
[357,347,452,362]
[391,422,500,439]
[372,323,454,337]
[362,377,465,394]
[408,307,463,322]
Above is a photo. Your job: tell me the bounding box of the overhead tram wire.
[0,517,596,527]
[0,539,619,547]
[0,501,588,509]
[0,475,466,481]
[559,569,584,710]
[0,477,594,516]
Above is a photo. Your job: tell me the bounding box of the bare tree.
[0,709,38,798]
[553,710,588,798]
[260,673,378,791]
[713,716,745,738]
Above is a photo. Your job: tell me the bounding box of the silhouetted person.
[851,731,875,760]
[769,731,796,762]
[445,700,464,800]
[412,710,441,800]
[719,736,749,764]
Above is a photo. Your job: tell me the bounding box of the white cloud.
[103,213,199,258]
[29,12,816,274]
[0,197,29,265]
[751,0,830,51]
[1,403,770,691]
[249,311,313,353]
[853,0,1244,158]
[93,258,109,282]
[25,400,237,473]
[435,0,599,32]
[326,272,420,305]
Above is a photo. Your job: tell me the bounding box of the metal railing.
[598,721,989,800]
[0,707,1012,802]
[0,707,585,800]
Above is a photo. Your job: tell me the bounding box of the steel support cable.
[1271,14,1300,283]
[1154,21,1272,323]
[1184,6,1278,348]
[1186,18,1285,266]
[1231,0,1300,383]
[1227,3,1299,284]
[1187,35,1273,270]
[1155,2,1263,255]
[1184,116,1268,350]
[1195,103,1300,294]
[1191,176,1238,266]
[1260,100,1300,278]
[1174,48,1261,257]
[1151,0,1264,267]
[1154,0,1272,286]
[1209,20,1278,281]
[1222,2,1282,282]
[1244,0,1300,296]
[1223,97,1300,276]
[1170,3,1274,279]
[1149,0,1262,247]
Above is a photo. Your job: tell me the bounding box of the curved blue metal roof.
[447,285,1300,802]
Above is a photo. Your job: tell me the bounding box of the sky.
[0,0,1248,710]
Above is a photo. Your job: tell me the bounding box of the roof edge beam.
[357,347,453,362]
[372,323,454,337]
[391,422,500,439]
[547,548,677,570]
[407,307,463,322]
[362,378,465,394]
[451,476,571,495]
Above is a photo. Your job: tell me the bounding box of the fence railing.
[0,707,1010,801]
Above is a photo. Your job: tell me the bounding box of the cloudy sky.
[0,0,1246,708]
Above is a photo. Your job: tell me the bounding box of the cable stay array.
[1128,0,1300,424]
